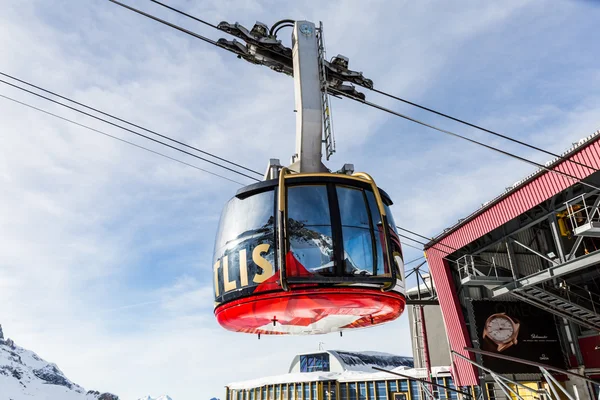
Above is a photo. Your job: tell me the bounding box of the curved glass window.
[337,186,374,275]
[285,183,397,280]
[384,203,398,234]
[213,190,275,300]
[287,185,335,275]
[365,191,387,275]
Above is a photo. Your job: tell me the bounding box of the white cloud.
[1,0,600,399]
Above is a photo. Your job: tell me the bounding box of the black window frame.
[233,175,398,290]
[284,179,395,288]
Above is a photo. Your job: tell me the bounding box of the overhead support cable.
[109,0,220,46]
[149,0,219,29]
[330,87,600,193]
[0,78,261,182]
[404,256,426,266]
[397,226,459,253]
[0,93,244,185]
[111,0,598,182]
[0,72,263,176]
[106,3,600,261]
[400,241,426,252]
[368,87,599,173]
[397,233,453,256]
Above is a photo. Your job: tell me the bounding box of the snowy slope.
[0,334,118,400]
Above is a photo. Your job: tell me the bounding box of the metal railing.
[565,194,600,232]
[541,279,600,316]
[456,255,511,282]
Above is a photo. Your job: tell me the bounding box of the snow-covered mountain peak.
[0,327,119,400]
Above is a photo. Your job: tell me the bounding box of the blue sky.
[1,0,600,399]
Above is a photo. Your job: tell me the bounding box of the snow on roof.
[329,350,414,371]
[227,366,452,390]
[227,372,339,390]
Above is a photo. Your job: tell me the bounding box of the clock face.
[486,315,515,343]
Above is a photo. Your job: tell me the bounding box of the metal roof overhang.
[426,129,600,252]
[422,129,600,386]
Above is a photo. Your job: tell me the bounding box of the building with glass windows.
[225,350,469,400]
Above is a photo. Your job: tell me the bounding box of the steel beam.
[290,21,323,173]
[512,239,558,265]
[549,214,566,263]
[492,250,600,297]
[506,240,518,280]
[463,347,600,385]
[471,190,600,258]
[567,236,584,261]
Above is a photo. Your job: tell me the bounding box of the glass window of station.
[300,353,330,372]
[227,377,475,400]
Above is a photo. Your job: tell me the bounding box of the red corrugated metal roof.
[424,129,600,385]
[426,129,600,249]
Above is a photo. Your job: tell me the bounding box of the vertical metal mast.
[289,21,324,173]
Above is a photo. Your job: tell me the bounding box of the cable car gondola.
[213,169,406,335]
[212,20,406,335]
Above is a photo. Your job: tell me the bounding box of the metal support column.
[290,21,324,173]
[418,305,434,397]
[549,214,567,263]
[506,240,518,280]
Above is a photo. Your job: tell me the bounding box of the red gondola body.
[213,172,406,335]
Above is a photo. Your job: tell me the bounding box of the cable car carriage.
[210,19,406,335]
[213,169,406,335]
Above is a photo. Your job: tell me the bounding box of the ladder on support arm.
[316,22,335,161]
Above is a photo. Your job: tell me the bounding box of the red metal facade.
[426,249,478,386]
[425,136,600,385]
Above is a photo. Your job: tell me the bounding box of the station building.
[424,130,600,400]
[225,350,471,400]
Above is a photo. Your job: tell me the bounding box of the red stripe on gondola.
[215,288,405,335]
